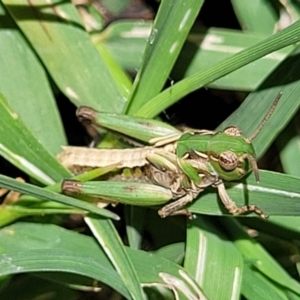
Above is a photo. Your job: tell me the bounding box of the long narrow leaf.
[222,218,300,295]
[136,19,300,117]
[100,22,293,91]
[127,0,204,113]
[185,216,243,300]
[188,170,300,217]
[85,216,146,300]
[231,0,278,34]
[218,45,300,157]
[3,0,126,111]
[0,222,205,299]
[0,2,66,154]
[0,94,69,184]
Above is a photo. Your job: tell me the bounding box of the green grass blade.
[185,217,243,300]
[153,242,185,264]
[3,0,126,112]
[277,117,300,176]
[126,0,204,113]
[176,28,293,91]
[85,216,146,300]
[0,222,205,299]
[135,19,300,117]
[217,45,300,158]
[223,218,300,295]
[0,194,85,228]
[95,43,132,96]
[242,264,289,300]
[101,22,293,91]
[188,170,300,217]
[0,2,66,154]
[0,94,69,184]
[96,21,151,73]
[231,0,278,34]
[0,222,130,298]
[129,248,205,299]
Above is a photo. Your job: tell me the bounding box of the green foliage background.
[1,0,300,299]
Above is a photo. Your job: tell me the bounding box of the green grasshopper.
[58,94,281,219]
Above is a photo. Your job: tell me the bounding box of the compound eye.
[224,126,243,137]
[219,151,238,170]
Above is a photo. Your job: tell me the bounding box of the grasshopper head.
[215,93,282,183]
[209,127,259,182]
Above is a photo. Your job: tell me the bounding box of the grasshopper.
[58,94,281,219]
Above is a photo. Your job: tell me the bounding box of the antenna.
[248,93,282,142]
[247,154,260,182]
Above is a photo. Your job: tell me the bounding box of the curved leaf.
[3,0,127,111]
[0,222,204,299]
